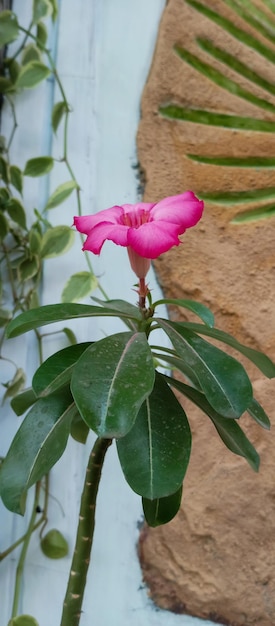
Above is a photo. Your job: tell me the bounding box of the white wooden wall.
[0,2,218,625]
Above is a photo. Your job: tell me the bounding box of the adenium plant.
[1,192,274,626]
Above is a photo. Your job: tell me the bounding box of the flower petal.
[74,206,124,234]
[121,202,155,214]
[151,192,204,230]
[82,222,129,254]
[128,221,182,258]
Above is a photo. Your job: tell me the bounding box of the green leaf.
[0,212,8,240]
[36,21,48,48]
[176,322,275,378]
[0,307,12,327]
[71,332,155,438]
[24,156,54,177]
[51,101,68,133]
[29,228,42,254]
[117,373,191,498]
[11,388,37,416]
[15,61,51,89]
[0,155,10,184]
[6,198,27,229]
[162,374,260,471]
[40,529,68,559]
[21,44,41,65]
[5,57,20,83]
[0,76,13,93]
[70,411,89,444]
[187,154,275,168]
[62,327,77,344]
[153,298,214,327]
[18,256,40,281]
[40,225,74,259]
[157,319,253,418]
[62,271,98,302]
[8,616,39,626]
[49,0,58,20]
[6,303,142,338]
[2,368,26,402]
[0,11,19,47]
[142,486,183,527]
[0,390,76,514]
[45,180,77,209]
[92,297,142,320]
[247,398,271,430]
[33,0,52,23]
[32,342,92,397]
[10,165,23,194]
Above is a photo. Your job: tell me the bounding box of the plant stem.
[10,483,41,618]
[60,437,112,626]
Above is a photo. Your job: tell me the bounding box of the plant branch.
[60,437,112,626]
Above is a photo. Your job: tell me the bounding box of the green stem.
[10,483,41,618]
[60,437,112,626]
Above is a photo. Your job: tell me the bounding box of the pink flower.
[74,192,203,278]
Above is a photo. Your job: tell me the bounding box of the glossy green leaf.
[32,342,91,396]
[62,271,98,302]
[176,322,275,378]
[6,303,142,338]
[71,332,155,438]
[163,374,260,471]
[10,165,23,194]
[51,101,68,133]
[187,154,275,168]
[40,225,74,259]
[21,44,41,65]
[11,388,37,416]
[15,61,51,89]
[117,373,191,498]
[0,11,19,47]
[0,389,76,514]
[142,486,183,527]
[45,180,77,209]
[152,349,201,389]
[152,298,214,327]
[24,156,54,177]
[157,319,253,418]
[70,411,89,444]
[92,297,142,320]
[247,398,271,430]
[8,616,39,626]
[40,529,68,559]
[6,198,27,229]
[33,0,52,23]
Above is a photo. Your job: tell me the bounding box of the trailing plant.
[0,4,100,624]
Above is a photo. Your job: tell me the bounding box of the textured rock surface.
[137,0,275,624]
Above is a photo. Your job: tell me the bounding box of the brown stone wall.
[137,0,275,624]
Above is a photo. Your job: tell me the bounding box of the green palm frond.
[159,0,275,222]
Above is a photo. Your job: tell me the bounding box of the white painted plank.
[0,2,219,625]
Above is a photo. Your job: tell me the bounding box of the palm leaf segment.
[160,0,275,223]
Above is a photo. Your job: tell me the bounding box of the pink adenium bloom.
[74,192,203,279]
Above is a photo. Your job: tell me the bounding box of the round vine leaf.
[40,225,74,259]
[15,61,51,89]
[52,101,68,133]
[62,271,98,302]
[45,180,77,209]
[8,615,39,626]
[0,11,19,48]
[24,156,54,177]
[40,529,69,559]
[10,165,23,194]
